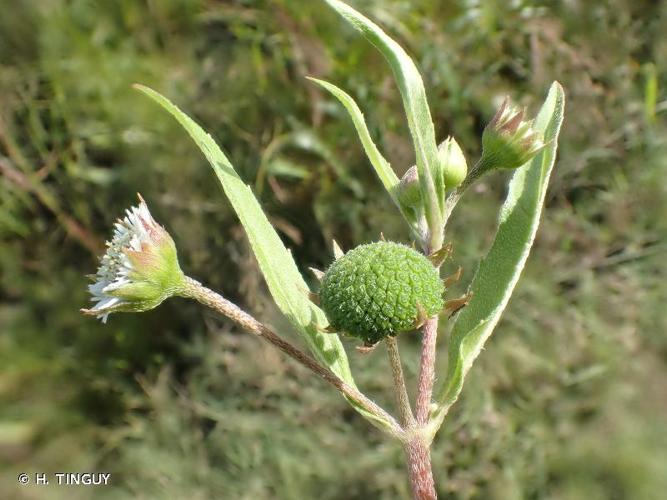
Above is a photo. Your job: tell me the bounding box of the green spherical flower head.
[320,241,444,345]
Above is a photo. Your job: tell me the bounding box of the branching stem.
[179,276,404,439]
[443,158,484,226]
[415,316,439,425]
[386,336,415,428]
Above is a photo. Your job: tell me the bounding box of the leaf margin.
[134,84,401,431]
[324,0,444,248]
[429,82,566,437]
[307,77,399,198]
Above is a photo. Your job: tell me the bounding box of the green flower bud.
[480,97,545,172]
[82,195,185,322]
[396,166,422,210]
[438,137,467,189]
[319,241,444,345]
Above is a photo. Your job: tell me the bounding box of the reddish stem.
[415,316,439,424]
[405,437,437,500]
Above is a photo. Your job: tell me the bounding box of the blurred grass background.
[1,0,666,498]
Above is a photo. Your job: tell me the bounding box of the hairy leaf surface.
[431,82,565,435]
[135,85,395,431]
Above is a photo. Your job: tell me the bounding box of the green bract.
[397,166,422,210]
[320,241,444,344]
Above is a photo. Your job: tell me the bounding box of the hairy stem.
[402,226,442,498]
[443,158,485,226]
[179,276,403,438]
[415,316,439,425]
[386,336,415,428]
[405,436,437,500]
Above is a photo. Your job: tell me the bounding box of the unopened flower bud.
[397,165,422,210]
[82,195,185,322]
[480,97,545,171]
[438,137,467,189]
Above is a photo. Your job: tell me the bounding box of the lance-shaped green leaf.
[429,82,565,438]
[307,77,426,238]
[134,85,395,432]
[307,77,399,198]
[324,0,443,249]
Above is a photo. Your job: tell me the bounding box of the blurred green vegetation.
[1,0,666,498]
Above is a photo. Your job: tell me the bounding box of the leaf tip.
[132,84,160,102]
[306,76,330,91]
[548,81,566,104]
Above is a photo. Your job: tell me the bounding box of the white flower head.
[82,194,184,322]
[481,97,546,171]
